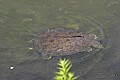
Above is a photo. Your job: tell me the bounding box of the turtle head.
[90,40,103,49]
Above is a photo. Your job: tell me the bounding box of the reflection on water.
[0,0,119,80]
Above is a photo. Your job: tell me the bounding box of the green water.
[0,0,120,80]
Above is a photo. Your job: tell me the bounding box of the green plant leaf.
[54,75,63,80]
[54,58,79,80]
[64,60,71,68]
[66,64,72,74]
[68,72,79,80]
[71,76,79,80]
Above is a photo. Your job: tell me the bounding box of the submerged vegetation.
[54,58,78,80]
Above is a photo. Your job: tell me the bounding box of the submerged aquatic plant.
[54,58,78,80]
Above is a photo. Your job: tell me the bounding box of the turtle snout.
[91,41,103,49]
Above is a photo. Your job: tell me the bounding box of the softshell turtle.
[32,28,103,59]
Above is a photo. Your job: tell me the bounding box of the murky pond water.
[0,0,120,80]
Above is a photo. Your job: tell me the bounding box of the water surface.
[0,0,120,80]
